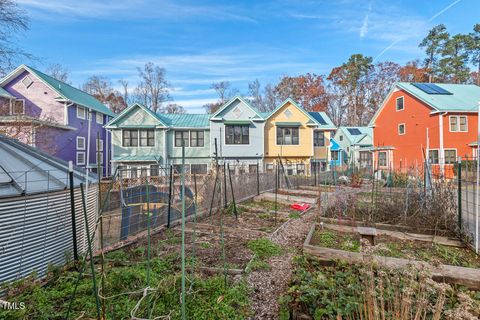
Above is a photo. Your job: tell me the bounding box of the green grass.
[288,212,301,219]
[247,238,282,260]
[3,252,250,320]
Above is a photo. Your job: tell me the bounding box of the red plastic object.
[290,203,311,211]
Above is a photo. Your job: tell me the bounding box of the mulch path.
[247,206,319,320]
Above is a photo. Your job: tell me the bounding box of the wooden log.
[302,245,480,290]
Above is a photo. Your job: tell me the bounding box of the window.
[398,123,405,135]
[77,106,86,119]
[445,150,457,164]
[122,130,138,147]
[12,100,24,115]
[297,164,305,175]
[378,152,387,167]
[286,164,294,175]
[396,96,404,111]
[76,152,85,165]
[22,76,33,88]
[175,131,189,147]
[191,164,208,174]
[190,130,204,147]
[277,127,299,145]
[95,152,104,164]
[249,164,257,173]
[450,116,468,132]
[339,135,343,141]
[140,130,155,147]
[96,112,103,124]
[225,125,249,145]
[150,164,159,176]
[266,163,274,172]
[96,139,104,151]
[314,131,325,147]
[118,165,127,179]
[428,150,439,164]
[140,167,148,177]
[130,167,138,178]
[173,164,190,174]
[331,151,339,161]
[76,136,85,150]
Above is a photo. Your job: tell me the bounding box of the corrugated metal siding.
[0,185,97,286]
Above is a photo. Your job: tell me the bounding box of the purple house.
[0,64,116,177]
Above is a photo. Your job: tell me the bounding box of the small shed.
[0,134,98,287]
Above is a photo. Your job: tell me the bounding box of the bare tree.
[162,103,185,114]
[0,0,31,75]
[118,79,130,106]
[203,81,238,113]
[83,75,127,114]
[134,62,171,112]
[46,63,70,83]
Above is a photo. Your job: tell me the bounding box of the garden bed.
[279,255,480,319]
[303,224,480,289]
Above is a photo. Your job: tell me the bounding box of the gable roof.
[329,138,341,151]
[370,82,480,126]
[308,111,336,130]
[0,64,115,117]
[0,87,14,98]
[264,98,319,126]
[338,126,373,146]
[105,102,210,129]
[210,96,264,121]
[105,103,167,128]
[159,113,210,128]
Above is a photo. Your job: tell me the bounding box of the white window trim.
[275,126,301,146]
[96,112,103,124]
[427,148,440,165]
[22,75,33,88]
[449,115,468,132]
[396,96,404,111]
[96,139,104,151]
[12,99,25,115]
[398,123,406,135]
[77,106,86,119]
[444,148,458,165]
[174,130,206,148]
[76,151,86,165]
[378,151,388,167]
[122,129,155,148]
[224,125,251,146]
[76,136,85,150]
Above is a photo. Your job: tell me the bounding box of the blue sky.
[17,0,480,113]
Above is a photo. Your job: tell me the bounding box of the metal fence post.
[68,161,79,261]
[457,157,462,232]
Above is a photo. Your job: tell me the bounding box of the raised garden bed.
[304,224,480,289]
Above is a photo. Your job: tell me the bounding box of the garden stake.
[68,161,78,262]
[457,157,462,231]
[227,163,238,219]
[190,172,198,290]
[209,138,219,217]
[223,161,227,208]
[82,183,101,319]
[256,159,260,195]
[96,132,106,320]
[167,164,173,228]
[145,180,151,315]
[181,142,186,320]
[275,164,278,225]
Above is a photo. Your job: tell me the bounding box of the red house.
[369,82,480,176]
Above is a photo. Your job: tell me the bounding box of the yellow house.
[264,99,336,175]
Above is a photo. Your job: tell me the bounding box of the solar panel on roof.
[310,112,327,125]
[347,128,362,135]
[411,83,452,95]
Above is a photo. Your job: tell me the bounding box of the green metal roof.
[339,126,373,146]
[223,120,252,125]
[24,65,115,117]
[159,113,210,128]
[275,121,302,127]
[0,87,14,98]
[396,82,480,112]
[112,155,158,162]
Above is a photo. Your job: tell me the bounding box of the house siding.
[209,99,264,167]
[371,88,480,172]
[264,101,314,174]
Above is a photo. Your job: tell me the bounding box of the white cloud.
[359,14,369,38]
[17,0,258,23]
